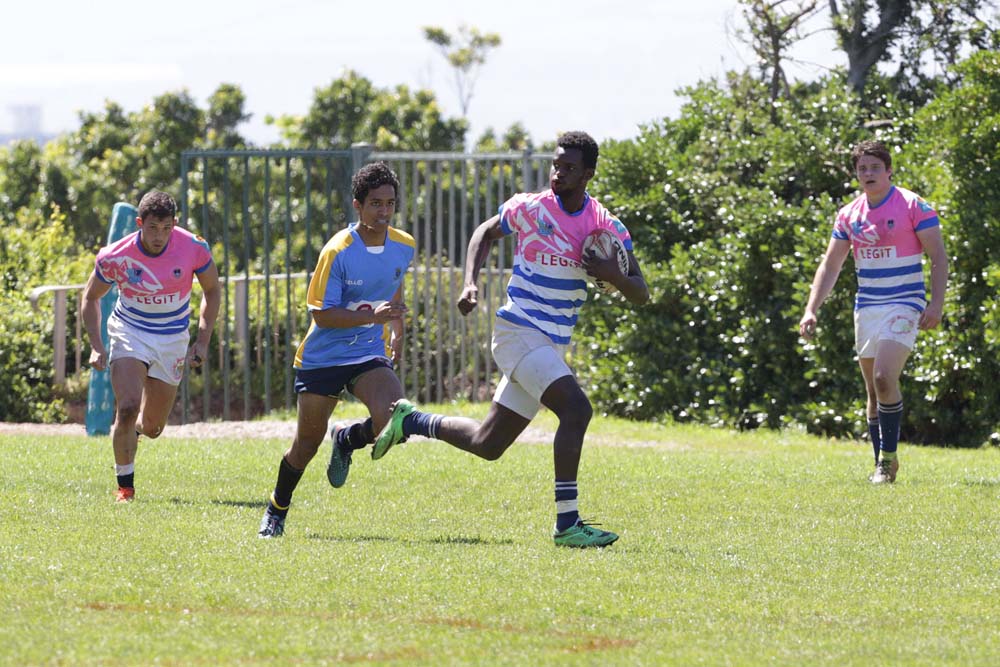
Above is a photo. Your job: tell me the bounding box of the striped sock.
[878,400,904,457]
[867,417,881,465]
[555,480,579,532]
[402,411,445,439]
[115,463,135,489]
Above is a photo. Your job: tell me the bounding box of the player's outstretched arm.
[799,237,851,339]
[80,270,113,371]
[457,215,505,316]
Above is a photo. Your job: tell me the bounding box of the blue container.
[85,202,138,436]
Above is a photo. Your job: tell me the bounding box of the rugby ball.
[582,229,628,292]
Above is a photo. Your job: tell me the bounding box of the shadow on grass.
[305,533,514,546]
[166,497,264,508]
[962,478,1000,487]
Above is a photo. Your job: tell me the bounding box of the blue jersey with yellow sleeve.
[294,224,415,369]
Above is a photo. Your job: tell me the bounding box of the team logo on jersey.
[395,268,401,279]
[850,219,880,246]
[887,219,895,230]
[100,256,164,295]
[173,268,182,278]
[516,203,572,256]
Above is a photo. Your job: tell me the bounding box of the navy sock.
[117,473,134,489]
[555,480,579,532]
[867,417,881,465]
[337,418,373,451]
[877,400,903,455]
[271,456,304,512]
[402,411,444,439]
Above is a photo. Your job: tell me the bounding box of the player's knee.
[558,397,592,430]
[472,434,512,461]
[143,425,164,439]
[872,370,897,395]
[293,437,322,459]
[115,402,141,424]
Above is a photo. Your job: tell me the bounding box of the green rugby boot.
[326,421,353,488]
[553,519,619,548]
[372,399,415,461]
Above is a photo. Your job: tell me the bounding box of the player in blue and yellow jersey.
[258,162,415,538]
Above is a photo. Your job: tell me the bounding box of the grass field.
[2,407,999,666]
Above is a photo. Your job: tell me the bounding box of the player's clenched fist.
[457,284,478,315]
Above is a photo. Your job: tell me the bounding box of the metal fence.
[34,147,553,422]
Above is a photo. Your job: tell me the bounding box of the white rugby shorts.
[491,318,573,419]
[854,304,920,358]
[107,313,191,385]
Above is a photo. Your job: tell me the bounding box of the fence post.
[53,290,67,385]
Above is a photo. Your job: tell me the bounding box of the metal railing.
[32,147,551,421]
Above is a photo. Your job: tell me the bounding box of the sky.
[0,0,842,146]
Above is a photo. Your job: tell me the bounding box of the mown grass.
[2,411,999,666]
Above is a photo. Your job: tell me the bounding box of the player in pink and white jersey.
[81,191,220,503]
[369,132,650,548]
[799,140,948,484]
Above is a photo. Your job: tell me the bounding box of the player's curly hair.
[137,190,177,220]
[352,161,400,204]
[557,131,599,169]
[851,140,892,171]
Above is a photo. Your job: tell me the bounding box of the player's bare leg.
[135,376,179,440]
[540,375,592,480]
[869,340,911,484]
[859,358,880,464]
[351,366,406,437]
[109,357,148,501]
[323,367,407,484]
[435,402,530,460]
[259,392,338,538]
[284,393,338,470]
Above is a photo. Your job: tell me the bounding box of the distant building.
[0,105,58,146]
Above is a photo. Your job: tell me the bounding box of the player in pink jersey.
[799,140,948,484]
[81,191,220,502]
[368,132,650,547]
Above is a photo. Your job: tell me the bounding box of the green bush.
[578,67,996,446]
[0,207,91,422]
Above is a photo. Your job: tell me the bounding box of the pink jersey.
[832,185,939,312]
[498,190,633,344]
[95,227,214,335]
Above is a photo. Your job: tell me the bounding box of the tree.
[474,122,532,152]
[827,0,999,94]
[423,24,502,118]
[206,83,250,149]
[738,0,825,104]
[0,140,42,220]
[829,0,913,92]
[279,70,467,151]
